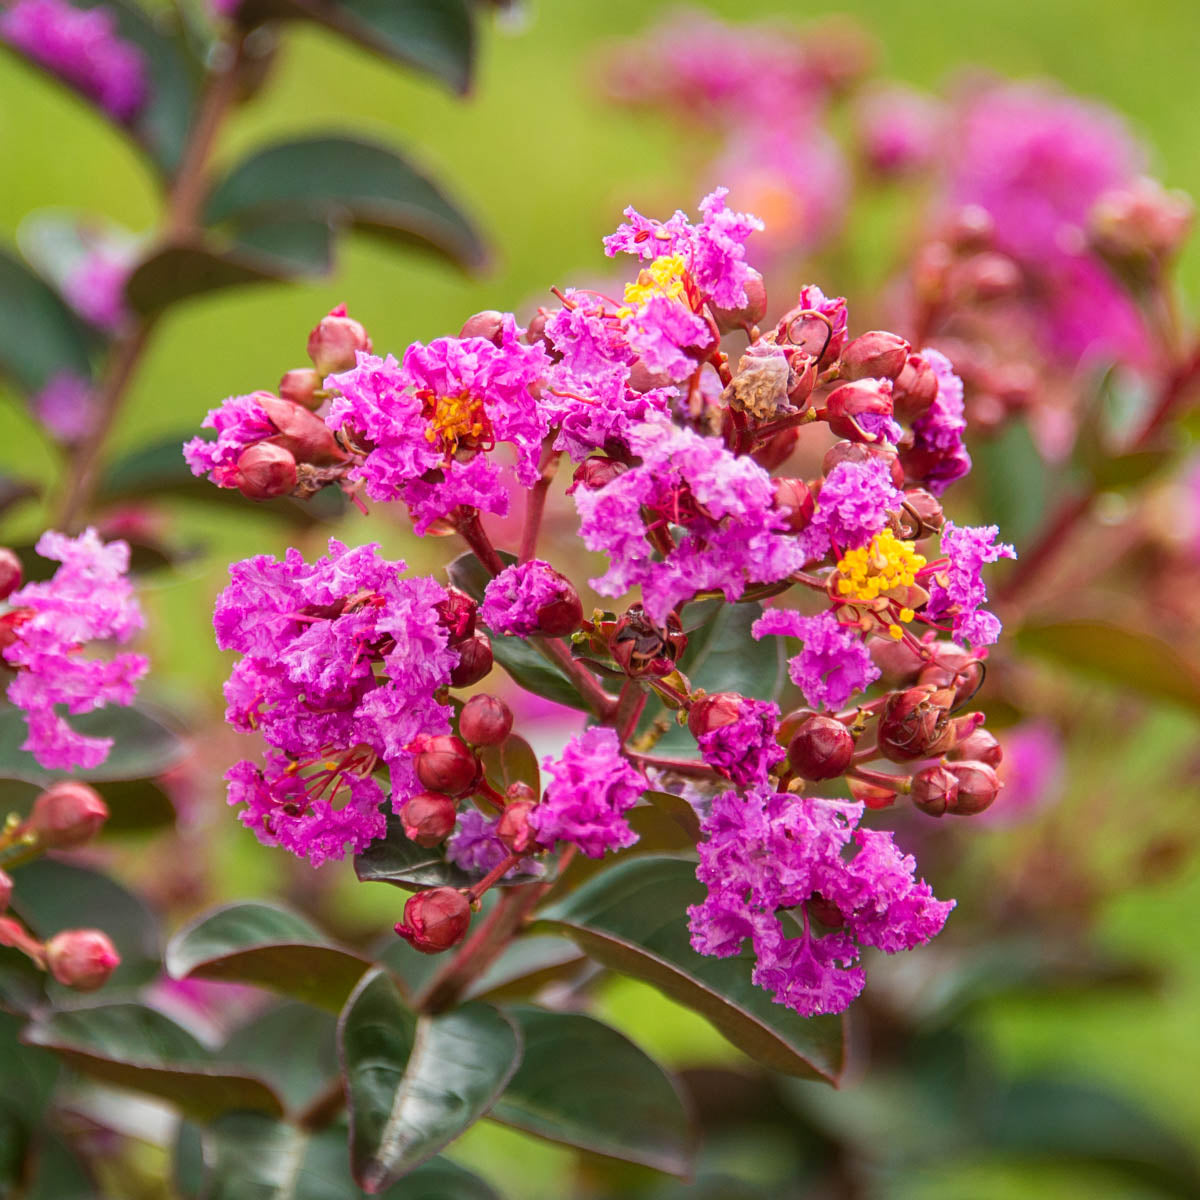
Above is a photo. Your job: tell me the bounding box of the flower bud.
[0,869,11,912]
[687,692,744,739]
[891,354,939,422]
[776,707,816,748]
[945,760,1001,815]
[751,426,800,472]
[612,605,687,678]
[568,456,628,494]
[945,204,994,251]
[918,645,983,708]
[459,694,513,747]
[777,298,845,367]
[1090,177,1193,266]
[497,800,537,855]
[400,791,458,847]
[628,358,674,393]
[24,781,108,849]
[958,252,1021,301]
[910,764,960,817]
[772,477,815,533]
[712,268,768,333]
[823,379,895,442]
[868,633,926,682]
[952,726,1003,767]
[394,888,471,954]
[505,781,537,803]
[530,569,583,639]
[306,304,371,375]
[0,548,22,602]
[823,440,905,489]
[235,442,297,501]
[0,608,34,655]
[410,734,479,797]
[785,351,818,408]
[449,633,493,688]
[257,395,346,466]
[839,331,910,382]
[278,367,323,410]
[524,307,554,351]
[459,310,506,345]
[436,587,478,644]
[877,685,957,762]
[788,715,854,780]
[44,929,120,991]
[898,488,944,538]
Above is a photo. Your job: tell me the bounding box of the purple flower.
[546,363,673,463]
[530,727,646,858]
[908,348,971,495]
[480,559,561,637]
[63,247,130,332]
[31,370,99,444]
[688,789,954,1017]
[856,85,943,177]
[624,294,712,383]
[925,522,1015,648]
[696,696,784,787]
[753,609,880,711]
[3,529,147,770]
[576,420,807,623]
[797,458,904,562]
[1,0,149,122]
[183,392,274,486]
[446,808,540,878]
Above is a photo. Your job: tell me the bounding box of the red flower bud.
[449,633,493,688]
[394,888,471,954]
[0,869,11,912]
[822,378,895,443]
[257,395,346,466]
[898,488,945,538]
[411,734,479,797]
[712,268,768,331]
[751,426,800,472]
[24,781,108,849]
[777,303,844,367]
[235,442,297,501]
[952,727,1003,767]
[959,252,1022,301]
[0,608,34,656]
[945,204,994,251]
[306,304,371,376]
[436,587,478,644]
[917,645,984,708]
[532,570,583,639]
[497,800,537,855]
[822,440,905,489]
[568,456,628,494]
[44,929,120,991]
[944,760,1001,815]
[458,694,513,747]
[771,477,815,533]
[788,715,854,780]
[868,633,926,682]
[505,781,537,803]
[0,548,22,602]
[687,692,744,739]
[891,354,939,422]
[1090,178,1193,266]
[877,686,957,762]
[278,367,323,410]
[524,307,554,351]
[399,791,458,847]
[839,331,910,382]
[459,310,506,345]
[786,351,819,408]
[628,358,674,393]
[910,764,960,817]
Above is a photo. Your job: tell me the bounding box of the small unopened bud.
[772,477,815,533]
[306,304,371,375]
[898,488,944,537]
[0,869,11,912]
[877,686,956,762]
[524,307,553,351]
[0,608,34,655]
[945,760,1001,815]
[952,726,1002,767]
[891,354,939,422]
[505,781,537,803]
[945,204,994,251]
[25,781,108,849]
[0,548,22,602]
[400,791,458,847]
[712,268,768,331]
[628,358,674,393]
[257,395,346,466]
[1090,177,1193,266]
[868,633,926,682]
[235,442,297,501]
[777,297,846,367]
[612,606,687,678]
[529,568,583,639]
[449,633,493,688]
[497,800,537,855]
[278,367,323,410]
[436,588,477,644]
[394,888,471,954]
[44,929,120,991]
[822,378,895,443]
[788,715,854,780]
[459,310,506,344]
[840,331,910,382]
[918,645,983,708]
[687,692,744,739]
[411,734,479,797]
[910,764,960,817]
[459,694,513,746]
[568,456,627,494]
[959,252,1022,301]
[751,426,800,472]
[823,440,905,488]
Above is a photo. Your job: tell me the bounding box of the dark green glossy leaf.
[0,1109,27,1193]
[534,857,844,1083]
[642,789,703,842]
[21,1131,95,1200]
[465,935,584,1003]
[338,969,521,1192]
[0,246,93,392]
[0,1011,58,1120]
[446,549,506,602]
[1018,619,1200,712]
[21,1003,284,1121]
[0,949,46,1016]
[232,216,336,275]
[221,1002,340,1113]
[0,701,187,787]
[567,804,702,889]
[166,902,371,1012]
[492,1005,695,1175]
[205,135,486,271]
[356,811,477,892]
[479,734,540,797]
[10,857,161,991]
[486,632,589,712]
[234,0,476,94]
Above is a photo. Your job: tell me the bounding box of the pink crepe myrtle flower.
[446,808,541,878]
[63,246,131,332]
[1,0,149,122]
[753,608,880,711]
[855,85,944,177]
[797,458,905,563]
[31,370,99,444]
[924,521,1015,648]
[694,695,785,787]
[2,529,147,770]
[907,348,971,495]
[183,392,275,486]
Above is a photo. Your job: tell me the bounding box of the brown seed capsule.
[497,800,538,855]
[306,304,371,375]
[235,442,297,501]
[399,791,458,847]
[788,715,854,780]
[877,686,957,762]
[24,781,108,849]
[945,760,1001,815]
[449,634,493,688]
[394,888,471,954]
[44,929,120,991]
[839,330,910,382]
[411,734,479,797]
[0,548,22,602]
[611,606,687,678]
[459,694,513,747]
[910,764,960,817]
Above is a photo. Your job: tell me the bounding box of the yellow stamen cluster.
[619,253,689,315]
[835,531,926,639]
[424,390,490,455]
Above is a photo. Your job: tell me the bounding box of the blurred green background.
[2,2,1200,1197]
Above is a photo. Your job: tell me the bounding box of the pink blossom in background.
[980,721,1065,827]
[31,370,99,443]
[1,0,150,122]
[63,246,131,332]
[856,85,945,177]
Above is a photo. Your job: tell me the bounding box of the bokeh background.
[2,2,1200,1197]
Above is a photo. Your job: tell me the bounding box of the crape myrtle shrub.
[1,3,1199,1197]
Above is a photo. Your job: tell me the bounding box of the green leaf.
[166,902,372,1013]
[1018,619,1200,713]
[679,601,784,702]
[20,1131,95,1200]
[221,1003,340,1113]
[205,135,486,271]
[534,857,844,1084]
[487,633,590,712]
[479,734,540,797]
[0,246,93,392]
[233,0,476,94]
[9,857,161,991]
[338,969,521,1192]
[356,811,478,892]
[445,549,505,602]
[464,935,584,1003]
[492,1005,695,1175]
[0,701,188,787]
[21,1003,284,1121]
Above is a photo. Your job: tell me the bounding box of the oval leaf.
[221,1003,340,1114]
[492,1006,696,1175]
[21,1003,284,1121]
[166,902,372,1012]
[356,812,477,891]
[533,857,844,1084]
[485,632,589,713]
[338,969,521,1192]
[205,135,486,271]
[479,734,540,797]
[465,935,584,1003]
